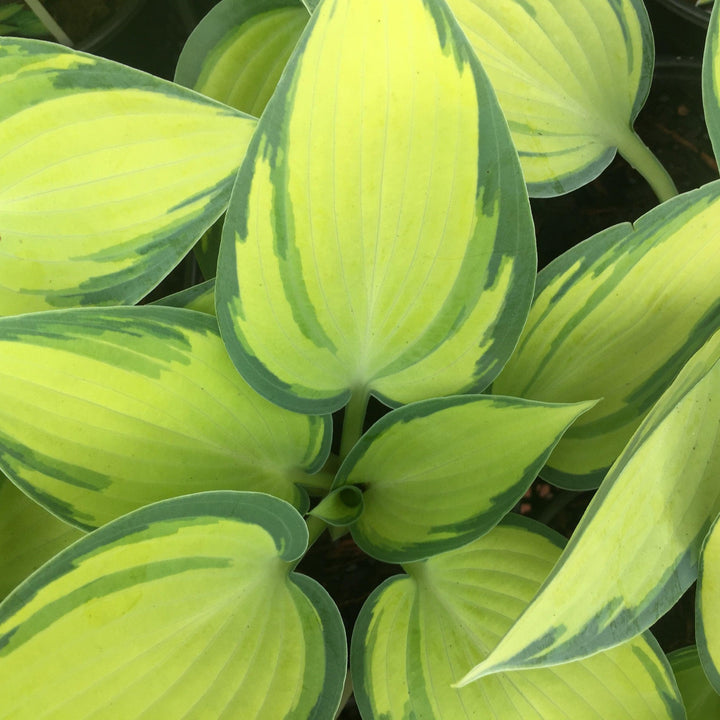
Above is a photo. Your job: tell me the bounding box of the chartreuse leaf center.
[216,0,535,414]
[0,491,346,720]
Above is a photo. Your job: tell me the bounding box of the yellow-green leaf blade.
[0,476,83,601]
[460,330,720,683]
[0,491,346,720]
[0,38,256,315]
[0,306,330,529]
[353,516,684,719]
[494,182,720,489]
[216,0,535,413]
[335,395,594,562]
[175,0,308,117]
[447,0,674,198]
[697,514,720,694]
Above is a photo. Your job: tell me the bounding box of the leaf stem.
[339,388,369,460]
[616,128,678,203]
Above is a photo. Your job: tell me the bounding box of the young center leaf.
[0,38,255,316]
[0,476,84,601]
[697,513,720,695]
[330,395,594,563]
[493,181,720,489]
[352,516,683,720]
[175,0,308,117]
[216,0,535,413]
[0,492,346,720]
[445,0,676,200]
[0,306,330,530]
[458,329,720,684]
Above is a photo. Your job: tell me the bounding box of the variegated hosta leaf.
[459,330,720,684]
[0,491,347,720]
[0,38,256,316]
[175,0,308,117]
[352,515,684,720]
[668,646,720,719]
[703,1,720,161]
[216,0,535,414]
[493,181,720,490]
[0,306,331,530]
[153,278,216,315]
[0,476,83,601]
[445,0,676,199]
[697,513,720,694]
[332,395,594,562]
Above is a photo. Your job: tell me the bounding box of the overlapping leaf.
[668,646,720,718]
[459,329,720,683]
[331,395,593,562]
[154,278,216,315]
[0,38,255,315]
[0,491,346,720]
[0,476,83,601]
[216,0,535,413]
[445,0,675,199]
[697,513,720,694]
[353,516,683,719]
[493,182,720,489]
[175,0,308,117]
[0,306,330,530]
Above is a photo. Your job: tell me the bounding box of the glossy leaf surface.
[216,0,535,413]
[0,477,83,601]
[0,38,255,315]
[460,330,720,683]
[0,306,330,530]
[697,513,720,694]
[494,182,720,489]
[668,646,720,718]
[334,395,593,562]
[353,516,683,720]
[175,0,307,117]
[0,492,346,719]
[446,0,661,196]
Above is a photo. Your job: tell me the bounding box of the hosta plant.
[1,0,720,718]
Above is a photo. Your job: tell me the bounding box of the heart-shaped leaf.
[460,329,720,683]
[446,0,676,199]
[493,182,720,489]
[333,394,594,562]
[0,306,330,529]
[0,38,255,315]
[0,491,346,719]
[352,515,683,719]
[216,0,535,413]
